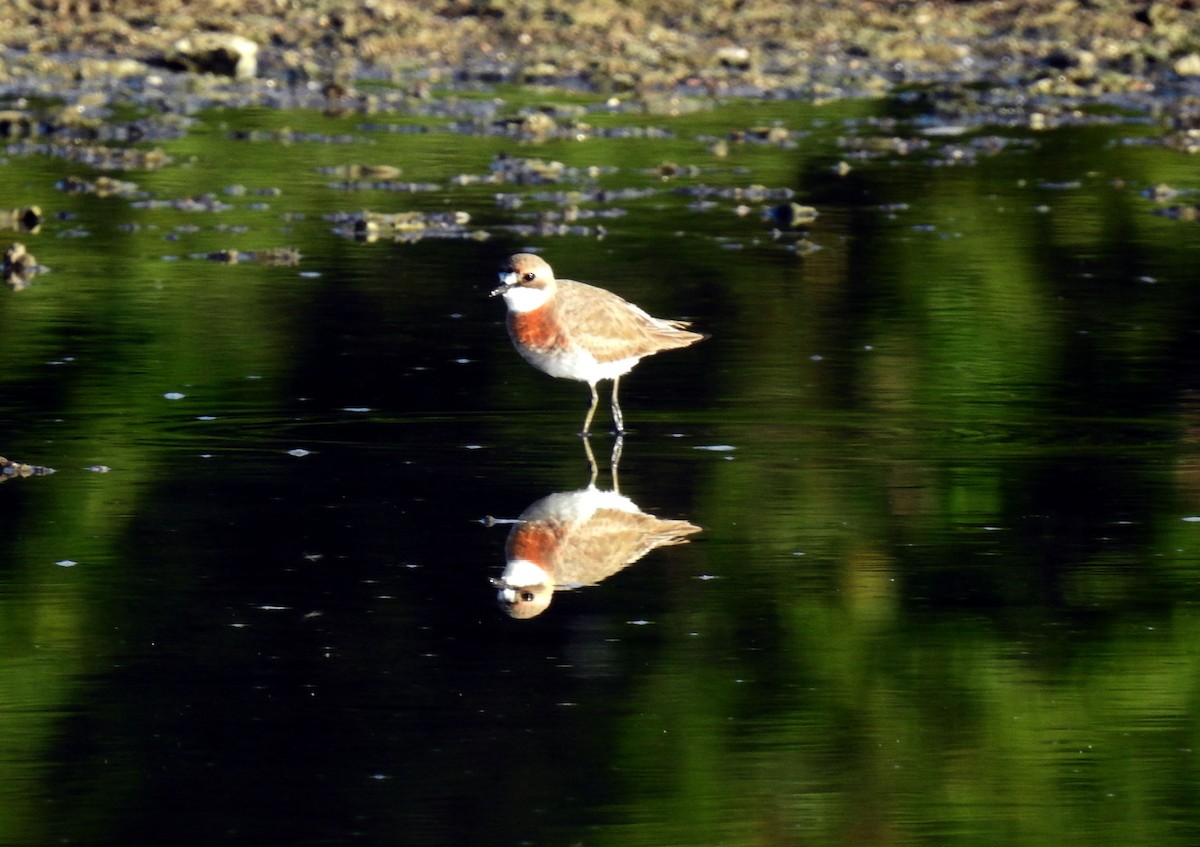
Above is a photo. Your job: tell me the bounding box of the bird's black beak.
[490,270,518,297]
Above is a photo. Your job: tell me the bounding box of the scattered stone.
[1154,205,1200,221]
[651,161,701,178]
[131,194,233,212]
[330,210,474,243]
[0,110,36,139]
[768,202,819,228]
[253,247,302,266]
[1164,129,1200,154]
[5,142,171,171]
[198,247,302,265]
[715,46,752,71]
[165,33,259,80]
[3,242,43,289]
[1,206,42,233]
[1147,183,1184,202]
[1175,54,1200,77]
[318,164,404,180]
[57,176,142,198]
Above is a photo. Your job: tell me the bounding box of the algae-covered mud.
[4,0,1200,110]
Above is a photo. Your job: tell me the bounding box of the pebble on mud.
[0,456,55,481]
[165,33,259,79]
[2,206,43,233]
[3,242,43,289]
[768,202,819,228]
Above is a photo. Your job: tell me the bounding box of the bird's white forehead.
[502,283,551,313]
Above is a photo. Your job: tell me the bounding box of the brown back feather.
[555,279,706,363]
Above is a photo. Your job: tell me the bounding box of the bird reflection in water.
[489,437,701,619]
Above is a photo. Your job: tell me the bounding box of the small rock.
[166,33,259,80]
[715,46,752,70]
[2,206,42,233]
[3,242,42,288]
[1175,53,1200,77]
[0,456,55,482]
[768,202,819,228]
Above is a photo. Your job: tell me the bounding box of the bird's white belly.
[519,344,639,384]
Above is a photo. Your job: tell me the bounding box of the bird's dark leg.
[610,434,624,493]
[581,381,600,436]
[582,433,599,486]
[610,376,625,434]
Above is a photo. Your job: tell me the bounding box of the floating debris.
[0,455,55,482]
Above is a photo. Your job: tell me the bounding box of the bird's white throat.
[501,284,552,313]
[500,557,550,587]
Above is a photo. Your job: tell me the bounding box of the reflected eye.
[522,271,536,282]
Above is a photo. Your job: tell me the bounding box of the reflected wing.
[553,507,701,586]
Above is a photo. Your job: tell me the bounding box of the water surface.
[2,87,1199,846]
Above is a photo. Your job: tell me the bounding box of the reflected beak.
[491,577,519,604]
[490,270,518,297]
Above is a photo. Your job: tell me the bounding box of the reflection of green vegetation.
[601,605,1200,847]
[1,91,1199,844]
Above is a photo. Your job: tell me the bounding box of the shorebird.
[490,253,706,434]
[491,484,701,618]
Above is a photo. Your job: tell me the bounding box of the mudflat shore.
[3,0,1199,105]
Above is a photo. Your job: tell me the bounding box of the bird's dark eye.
[520,591,535,602]
[522,271,536,282]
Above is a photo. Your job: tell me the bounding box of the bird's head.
[490,253,556,311]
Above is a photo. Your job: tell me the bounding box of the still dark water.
[2,87,1200,846]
